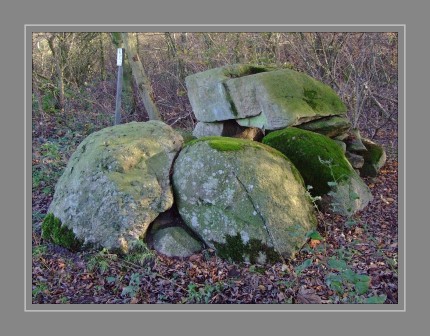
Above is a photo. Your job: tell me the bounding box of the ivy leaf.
[121,286,133,297]
[328,258,349,271]
[342,269,358,283]
[325,273,344,294]
[355,279,370,295]
[106,276,116,284]
[345,219,357,228]
[295,258,312,275]
[365,294,387,304]
[306,230,323,241]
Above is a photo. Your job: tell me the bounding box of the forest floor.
[31,112,399,305]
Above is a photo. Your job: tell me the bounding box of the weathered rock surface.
[345,128,367,152]
[172,136,317,263]
[346,152,365,169]
[48,121,183,253]
[152,227,203,258]
[296,115,351,138]
[333,139,347,153]
[185,64,270,122]
[263,127,373,216]
[192,121,225,138]
[360,138,387,177]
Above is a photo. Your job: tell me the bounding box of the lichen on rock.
[172,136,317,262]
[47,121,183,253]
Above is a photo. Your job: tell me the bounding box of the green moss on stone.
[41,213,83,251]
[208,137,245,151]
[212,233,281,264]
[259,69,347,116]
[263,127,354,196]
[186,136,291,161]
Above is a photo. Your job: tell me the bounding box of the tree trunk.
[47,34,65,112]
[122,33,162,121]
[99,33,106,81]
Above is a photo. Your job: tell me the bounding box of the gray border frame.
[25,24,404,312]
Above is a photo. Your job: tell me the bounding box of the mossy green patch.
[186,136,290,160]
[263,127,354,196]
[259,69,347,116]
[207,137,245,151]
[41,213,83,251]
[212,233,281,264]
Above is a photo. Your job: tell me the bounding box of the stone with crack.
[172,136,317,263]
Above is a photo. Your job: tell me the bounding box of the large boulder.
[263,128,373,216]
[47,121,183,253]
[172,136,317,263]
[186,64,347,130]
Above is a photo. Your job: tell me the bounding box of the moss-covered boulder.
[231,69,347,130]
[172,136,317,263]
[47,121,183,253]
[263,128,372,216]
[360,138,387,177]
[186,64,346,130]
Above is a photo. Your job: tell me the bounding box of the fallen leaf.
[354,227,364,235]
[296,286,322,304]
[130,297,139,304]
[310,239,321,248]
[188,254,200,262]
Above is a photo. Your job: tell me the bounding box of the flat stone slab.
[186,64,347,130]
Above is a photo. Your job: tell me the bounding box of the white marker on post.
[117,48,123,66]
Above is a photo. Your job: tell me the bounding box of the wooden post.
[114,48,124,125]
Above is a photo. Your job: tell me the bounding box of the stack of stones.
[186,64,386,178]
